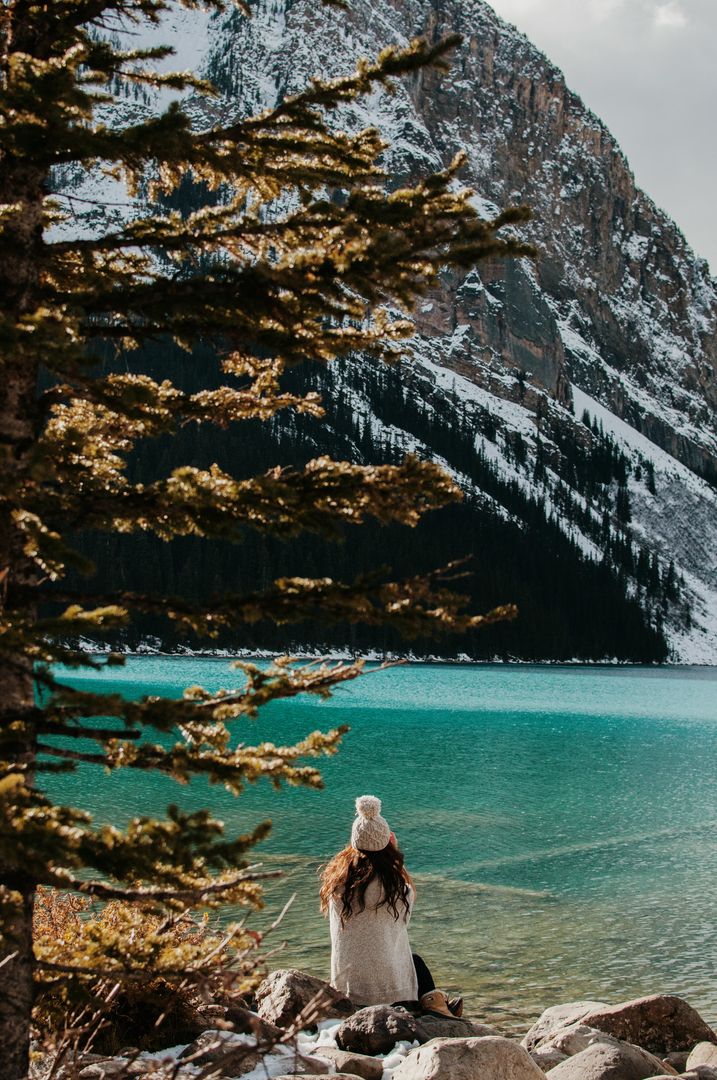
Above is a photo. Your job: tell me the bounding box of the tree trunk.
[0,138,47,1075]
[0,358,41,1077]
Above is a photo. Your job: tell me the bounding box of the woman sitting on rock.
[319,794,460,1017]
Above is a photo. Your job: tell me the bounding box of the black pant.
[412,952,435,997]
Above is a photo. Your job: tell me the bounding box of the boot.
[419,990,456,1019]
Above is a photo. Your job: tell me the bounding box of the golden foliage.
[33,887,264,1053]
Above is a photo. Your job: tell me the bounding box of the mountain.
[64,0,717,662]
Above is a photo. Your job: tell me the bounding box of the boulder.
[522,1002,609,1053]
[682,1069,717,1080]
[77,1062,163,1079]
[178,1031,262,1076]
[272,1076,365,1080]
[581,996,717,1056]
[544,1041,679,1079]
[665,1053,690,1072]
[225,1006,283,1043]
[335,1005,423,1055]
[415,1015,498,1042]
[391,1035,546,1080]
[177,1030,329,1077]
[546,1023,616,1056]
[255,970,354,1029]
[530,1047,569,1072]
[309,1047,384,1080]
[543,1023,676,1074]
[689,1046,717,1071]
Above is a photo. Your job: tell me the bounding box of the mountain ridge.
[64,0,717,662]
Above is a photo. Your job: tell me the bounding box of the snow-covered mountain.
[72,0,717,662]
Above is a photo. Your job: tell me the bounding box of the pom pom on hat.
[355,795,381,819]
[351,794,391,852]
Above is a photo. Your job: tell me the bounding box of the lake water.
[47,659,717,1031]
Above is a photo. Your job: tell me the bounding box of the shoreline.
[65,642,717,669]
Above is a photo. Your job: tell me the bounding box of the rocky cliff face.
[207,0,717,470]
[187,0,717,661]
[69,0,717,661]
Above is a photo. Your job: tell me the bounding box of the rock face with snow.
[215,0,717,661]
[73,0,717,661]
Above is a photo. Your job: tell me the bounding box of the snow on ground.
[129,1021,418,1080]
[412,350,537,439]
[574,385,717,664]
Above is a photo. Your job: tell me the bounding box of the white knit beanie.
[351,795,391,852]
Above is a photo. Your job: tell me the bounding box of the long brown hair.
[319,843,413,926]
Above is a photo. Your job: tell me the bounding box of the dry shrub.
[33,888,265,1054]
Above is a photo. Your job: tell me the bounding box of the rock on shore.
[49,971,717,1080]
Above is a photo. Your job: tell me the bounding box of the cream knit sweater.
[329,879,418,1006]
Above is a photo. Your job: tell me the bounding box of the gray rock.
[226,1006,283,1043]
[78,1063,159,1079]
[543,1023,676,1074]
[682,1068,717,1080]
[178,1030,330,1077]
[544,1041,677,1080]
[260,1062,331,1080]
[255,969,354,1030]
[665,1053,690,1072]
[581,996,717,1056]
[415,1015,498,1043]
[689,1046,717,1070]
[178,1031,262,1076]
[530,1046,570,1072]
[309,1047,384,1080]
[522,1002,609,1053]
[272,1075,365,1080]
[335,1005,423,1055]
[391,1035,546,1080]
[547,1023,617,1056]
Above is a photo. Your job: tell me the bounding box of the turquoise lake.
[47,659,717,1031]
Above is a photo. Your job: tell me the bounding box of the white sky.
[487,0,717,273]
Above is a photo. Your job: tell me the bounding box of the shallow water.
[47,659,717,1030]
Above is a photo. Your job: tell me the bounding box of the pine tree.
[0,2,531,1072]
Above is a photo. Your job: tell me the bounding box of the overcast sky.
[487,0,717,274]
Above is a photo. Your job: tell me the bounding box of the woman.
[320,794,460,1015]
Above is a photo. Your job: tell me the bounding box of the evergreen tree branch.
[32,456,464,541]
[40,564,519,639]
